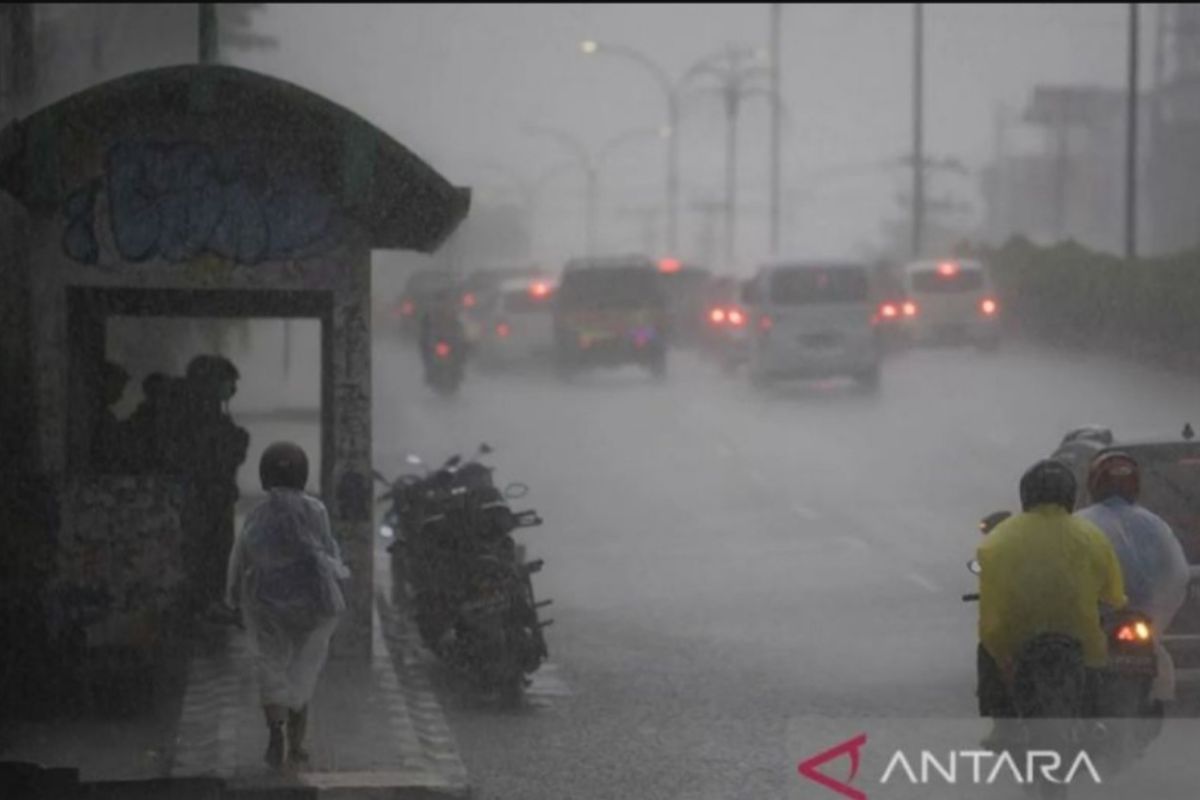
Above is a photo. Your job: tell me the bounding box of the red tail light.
[462,293,477,309]
[758,314,773,332]
[495,322,511,338]
[728,309,745,326]
[981,298,998,316]
[710,308,727,325]
[880,303,899,320]
[902,301,918,317]
[1116,621,1152,642]
[435,342,452,358]
[401,300,415,317]
[530,282,551,298]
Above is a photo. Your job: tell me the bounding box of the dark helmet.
[1019,459,1078,512]
[259,441,309,491]
[1087,451,1140,504]
[186,355,240,385]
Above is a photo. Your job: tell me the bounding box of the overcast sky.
[233,3,1148,266]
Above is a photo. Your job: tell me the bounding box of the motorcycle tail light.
[710,308,727,325]
[1116,621,1152,642]
[435,342,452,358]
[496,322,511,338]
[728,309,745,326]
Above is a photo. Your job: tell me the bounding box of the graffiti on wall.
[63,141,345,267]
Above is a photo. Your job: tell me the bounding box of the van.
[744,261,881,389]
[898,258,1000,349]
[553,256,670,378]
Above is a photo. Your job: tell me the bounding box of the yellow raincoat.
[978,505,1127,669]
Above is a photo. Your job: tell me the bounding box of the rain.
[2,5,1200,800]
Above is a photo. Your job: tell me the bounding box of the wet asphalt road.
[371,335,1200,800]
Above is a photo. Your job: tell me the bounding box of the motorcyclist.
[418,287,467,376]
[1076,451,1190,706]
[976,459,1127,747]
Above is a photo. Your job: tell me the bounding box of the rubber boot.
[287,706,310,765]
[264,705,287,769]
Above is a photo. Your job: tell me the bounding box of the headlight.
[380,525,395,540]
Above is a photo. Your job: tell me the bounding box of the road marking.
[905,571,939,593]
[525,663,573,698]
[791,504,820,521]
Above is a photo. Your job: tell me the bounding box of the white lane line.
[906,571,939,593]
[791,504,820,521]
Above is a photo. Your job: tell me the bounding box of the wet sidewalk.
[171,592,469,798]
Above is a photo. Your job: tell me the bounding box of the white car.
[474,277,558,369]
[897,258,1001,349]
[744,260,882,390]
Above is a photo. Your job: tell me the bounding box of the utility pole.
[912,2,925,258]
[199,3,219,64]
[769,2,783,256]
[1126,2,1139,260]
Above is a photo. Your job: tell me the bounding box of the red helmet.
[1087,451,1140,503]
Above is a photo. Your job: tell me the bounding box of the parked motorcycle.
[963,510,1161,792]
[374,444,552,700]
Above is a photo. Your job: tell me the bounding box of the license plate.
[1110,652,1157,674]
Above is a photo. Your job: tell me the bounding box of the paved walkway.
[171,592,469,798]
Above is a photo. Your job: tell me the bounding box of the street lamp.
[524,124,665,257]
[580,39,682,254]
[683,45,778,267]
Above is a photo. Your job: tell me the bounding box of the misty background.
[8,4,1185,276]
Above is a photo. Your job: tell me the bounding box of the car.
[553,255,670,379]
[393,269,461,338]
[460,266,549,345]
[702,277,754,374]
[742,260,883,390]
[655,259,713,349]
[896,257,1001,350]
[473,277,558,370]
[1050,424,1200,693]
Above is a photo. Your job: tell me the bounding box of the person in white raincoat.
[225,442,350,768]
[1076,451,1190,704]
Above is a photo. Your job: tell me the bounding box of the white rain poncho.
[1077,497,1190,700]
[225,488,350,709]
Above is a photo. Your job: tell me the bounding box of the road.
[371,336,1200,800]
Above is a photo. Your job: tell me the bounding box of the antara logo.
[797,734,1103,798]
[797,734,868,800]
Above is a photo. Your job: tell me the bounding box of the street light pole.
[769,2,783,256]
[581,40,681,253]
[1125,1,1139,260]
[525,125,664,258]
[912,2,925,258]
[684,46,774,267]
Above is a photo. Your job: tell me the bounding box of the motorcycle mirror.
[979,511,1011,535]
[968,559,982,576]
[505,482,529,500]
[445,455,463,469]
[480,443,494,456]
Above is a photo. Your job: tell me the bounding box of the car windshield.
[769,266,869,305]
[558,267,665,310]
